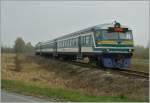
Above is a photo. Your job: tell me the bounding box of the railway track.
[116,69,149,79]
[69,60,149,80]
[35,55,149,80]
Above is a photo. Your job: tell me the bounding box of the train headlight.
[129,49,132,52]
[106,49,110,52]
[103,49,110,52]
[129,49,133,52]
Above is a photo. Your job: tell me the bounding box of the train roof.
[37,22,131,45]
[55,22,131,40]
[95,23,131,30]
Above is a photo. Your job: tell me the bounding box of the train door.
[78,35,81,53]
[53,40,57,58]
[77,35,82,59]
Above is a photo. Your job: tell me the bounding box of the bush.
[14,54,22,72]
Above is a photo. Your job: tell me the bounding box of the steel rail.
[69,60,149,80]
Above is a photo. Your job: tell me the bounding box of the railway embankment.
[1,53,149,102]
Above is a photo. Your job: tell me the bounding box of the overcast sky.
[1,1,149,47]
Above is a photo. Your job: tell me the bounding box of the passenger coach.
[35,22,134,68]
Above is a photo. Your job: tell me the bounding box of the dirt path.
[1,90,52,102]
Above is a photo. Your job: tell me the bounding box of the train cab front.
[94,22,134,68]
[101,53,133,68]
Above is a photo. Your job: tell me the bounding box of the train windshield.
[101,30,133,40]
[119,31,133,40]
[103,32,118,40]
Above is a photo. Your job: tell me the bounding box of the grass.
[1,53,148,101]
[131,58,149,72]
[1,79,146,102]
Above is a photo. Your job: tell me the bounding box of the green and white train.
[35,22,134,68]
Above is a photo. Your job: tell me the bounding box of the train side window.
[76,38,78,47]
[68,39,70,47]
[61,41,62,48]
[71,39,74,47]
[59,41,60,48]
[90,35,93,44]
[65,40,67,47]
[69,39,71,47]
[68,40,69,47]
[81,36,84,45]
[73,38,75,47]
[85,36,90,45]
[64,40,66,47]
[89,35,92,45]
[82,36,85,46]
[61,41,62,47]
[84,36,85,45]
[74,38,76,47]
[68,39,69,47]
[63,41,65,47]
[76,38,78,46]
[66,40,67,47]
[64,40,65,47]
[68,40,70,47]
[72,39,74,47]
[72,39,73,46]
[59,41,61,48]
[71,39,73,46]
[81,36,83,45]
[62,41,64,48]
[84,36,86,45]
[73,39,75,47]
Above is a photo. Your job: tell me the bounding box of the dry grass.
[131,58,149,72]
[1,54,68,88]
[1,53,149,101]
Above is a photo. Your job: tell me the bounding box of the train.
[35,21,134,68]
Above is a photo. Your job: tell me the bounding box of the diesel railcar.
[35,22,134,68]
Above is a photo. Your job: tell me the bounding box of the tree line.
[1,37,34,54]
[1,37,149,59]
